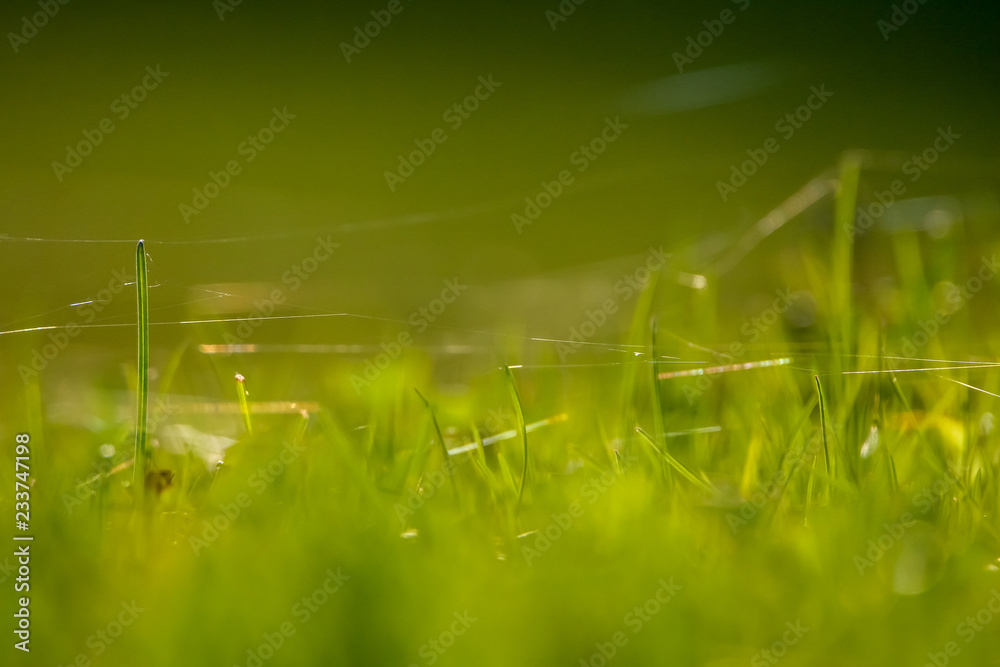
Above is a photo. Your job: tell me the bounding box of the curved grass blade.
[635,426,716,494]
[814,375,832,477]
[414,388,458,505]
[469,420,499,495]
[503,366,529,506]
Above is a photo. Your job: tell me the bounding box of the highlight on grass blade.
[635,426,716,495]
[657,357,792,380]
[236,373,253,435]
[503,365,529,506]
[446,413,568,456]
[133,239,150,507]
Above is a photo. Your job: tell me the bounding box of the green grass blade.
[804,456,817,526]
[619,268,661,456]
[635,426,716,494]
[236,373,253,435]
[832,153,862,374]
[814,375,832,476]
[648,317,671,486]
[503,366,529,506]
[133,239,150,507]
[469,420,499,494]
[414,388,458,505]
[314,409,387,514]
[157,337,189,396]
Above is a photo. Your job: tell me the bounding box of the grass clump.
[8,174,1000,667]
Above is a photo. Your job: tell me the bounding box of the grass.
[503,364,529,508]
[5,169,1000,667]
[236,373,253,436]
[132,239,150,509]
[814,374,832,475]
[413,387,457,505]
[635,425,716,494]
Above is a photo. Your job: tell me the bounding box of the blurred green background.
[1,0,997,311]
[1,0,997,386]
[2,1,1000,666]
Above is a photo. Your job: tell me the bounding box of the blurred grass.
[1,4,1000,662]
[2,159,1000,666]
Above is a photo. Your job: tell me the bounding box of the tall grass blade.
[133,240,150,508]
[504,366,529,506]
[619,268,660,457]
[814,375,832,476]
[648,317,671,485]
[831,153,862,398]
